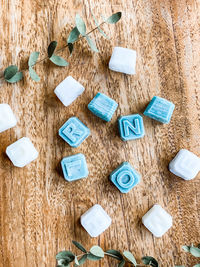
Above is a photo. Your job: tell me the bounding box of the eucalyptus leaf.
[78,254,87,265]
[29,67,40,82]
[56,251,75,262]
[87,253,102,261]
[75,14,86,36]
[123,251,137,266]
[106,12,122,24]
[106,249,123,260]
[85,35,99,52]
[5,71,23,83]
[174,266,185,267]
[74,256,79,266]
[28,51,39,67]
[48,41,57,58]
[90,246,104,258]
[142,256,159,267]
[193,264,200,267]
[72,240,87,253]
[118,259,125,267]
[4,65,18,80]
[67,27,80,44]
[190,247,200,257]
[50,55,68,66]
[182,245,190,252]
[68,43,73,55]
[91,12,109,39]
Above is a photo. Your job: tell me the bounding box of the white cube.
[0,104,17,133]
[142,204,172,237]
[81,204,111,237]
[54,76,85,106]
[6,137,38,167]
[109,47,137,75]
[169,149,200,180]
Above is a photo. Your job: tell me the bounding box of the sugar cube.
[81,204,112,237]
[54,76,84,106]
[0,104,17,133]
[109,47,137,75]
[118,114,145,141]
[88,92,118,122]
[59,117,90,147]
[110,162,140,193]
[61,153,88,181]
[142,204,172,237]
[169,149,200,180]
[6,137,38,167]
[144,96,175,124]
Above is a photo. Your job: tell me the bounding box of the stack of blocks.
[1,46,200,239]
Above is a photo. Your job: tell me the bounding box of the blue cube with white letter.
[88,92,118,122]
[110,162,140,193]
[61,153,89,181]
[118,114,145,141]
[59,117,90,147]
[144,96,175,124]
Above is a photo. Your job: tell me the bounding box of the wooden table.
[0,0,200,266]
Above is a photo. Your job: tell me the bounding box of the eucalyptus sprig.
[2,12,121,83]
[175,244,200,267]
[56,240,159,267]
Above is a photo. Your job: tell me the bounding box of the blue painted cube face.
[118,114,145,141]
[110,162,140,193]
[61,153,89,181]
[88,92,118,122]
[144,96,175,124]
[59,117,90,147]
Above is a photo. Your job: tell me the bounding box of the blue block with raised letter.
[144,96,175,124]
[59,117,90,147]
[118,114,145,141]
[88,92,118,122]
[61,153,89,181]
[110,162,140,193]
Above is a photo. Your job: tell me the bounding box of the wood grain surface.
[0,0,200,266]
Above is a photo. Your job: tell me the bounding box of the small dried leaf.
[75,14,86,36]
[48,41,57,58]
[67,27,80,43]
[28,52,39,67]
[85,35,99,52]
[50,55,68,67]
[29,67,40,82]
[106,12,122,24]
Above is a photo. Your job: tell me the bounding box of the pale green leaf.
[29,67,40,82]
[85,35,99,52]
[75,14,86,36]
[48,41,57,58]
[6,71,23,83]
[182,245,190,252]
[91,12,109,39]
[67,27,80,43]
[123,251,137,266]
[74,256,79,266]
[90,246,104,258]
[72,240,87,253]
[50,55,69,67]
[190,247,200,257]
[106,12,122,24]
[28,51,39,67]
[106,250,123,260]
[87,253,102,261]
[193,264,200,267]
[78,254,87,265]
[4,65,18,80]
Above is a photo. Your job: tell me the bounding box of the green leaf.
[78,254,87,265]
[193,264,200,267]
[142,256,159,267]
[4,65,18,80]
[85,35,99,52]
[6,72,23,83]
[106,12,122,24]
[29,67,40,82]
[90,246,104,258]
[87,253,102,261]
[48,41,57,58]
[123,251,137,266]
[190,247,200,257]
[91,12,109,39]
[106,250,123,260]
[75,14,86,36]
[28,51,39,67]
[74,256,79,266]
[57,258,70,266]
[118,259,125,267]
[56,251,75,262]
[68,43,73,55]
[72,241,87,253]
[175,266,185,267]
[182,245,190,252]
[67,27,80,43]
[198,244,200,249]
[50,55,68,66]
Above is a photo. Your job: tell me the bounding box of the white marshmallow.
[0,104,17,133]
[54,76,85,106]
[109,47,137,75]
[169,149,200,180]
[81,204,111,237]
[142,204,172,237]
[6,137,38,167]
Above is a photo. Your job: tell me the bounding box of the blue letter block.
[88,92,118,122]
[118,114,145,141]
[59,117,90,147]
[144,96,175,124]
[110,162,140,193]
[61,153,89,181]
